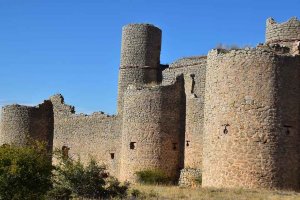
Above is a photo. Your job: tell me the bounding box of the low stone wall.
[50,94,121,177]
[178,168,202,187]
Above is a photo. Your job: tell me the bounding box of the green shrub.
[0,142,53,200]
[104,177,129,198]
[130,188,147,199]
[131,189,142,198]
[45,186,72,200]
[47,152,129,199]
[135,169,171,185]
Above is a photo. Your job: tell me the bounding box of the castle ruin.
[1,17,300,190]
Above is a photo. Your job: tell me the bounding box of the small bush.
[0,142,53,200]
[135,169,171,185]
[47,151,129,199]
[104,177,129,198]
[45,186,72,200]
[131,189,142,198]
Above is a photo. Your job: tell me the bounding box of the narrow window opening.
[172,143,177,150]
[110,153,115,159]
[186,140,190,147]
[190,74,195,94]
[62,145,70,159]
[130,142,136,150]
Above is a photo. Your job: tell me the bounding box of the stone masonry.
[0,17,300,190]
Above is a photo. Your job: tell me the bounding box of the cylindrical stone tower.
[202,48,300,190]
[0,101,54,149]
[0,105,33,145]
[117,24,162,116]
[119,77,185,182]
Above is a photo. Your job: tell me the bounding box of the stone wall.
[0,101,54,149]
[266,17,300,44]
[50,94,121,176]
[203,47,300,190]
[119,76,185,182]
[163,56,206,169]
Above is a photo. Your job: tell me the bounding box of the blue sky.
[0,0,299,114]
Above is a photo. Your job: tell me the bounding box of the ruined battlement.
[1,17,300,190]
[266,17,300,44]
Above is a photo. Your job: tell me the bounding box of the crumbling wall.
[203,47,300,190]
[119,77,185,182]
[50,94,121,177]
[266,17,300,44]
[163,56,206,169]
[0,101,54,149]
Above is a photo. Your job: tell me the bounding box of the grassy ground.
[130,185,300,200]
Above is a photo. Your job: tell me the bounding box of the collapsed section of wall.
[50,94,121,177]
[0,101,54,149]
[203,47,300,190]
[119,77,185,182]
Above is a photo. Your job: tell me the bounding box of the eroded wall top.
[266,17,300,44]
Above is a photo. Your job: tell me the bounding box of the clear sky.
[0,0,299,114]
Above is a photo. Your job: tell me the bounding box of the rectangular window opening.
[186,140,190,147]
[110,153,115,159]
[130,142,136,150]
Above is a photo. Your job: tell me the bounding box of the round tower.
[202,48,300,190]
[0,105,33,145]
[266,17,300,45]
[119,78,185,182]
[117,24,162,116]
[0,101,54,148]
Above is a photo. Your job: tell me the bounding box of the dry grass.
[130,184,300,200]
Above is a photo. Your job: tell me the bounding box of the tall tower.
[117,24,162,116]
[118,24,185,182]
